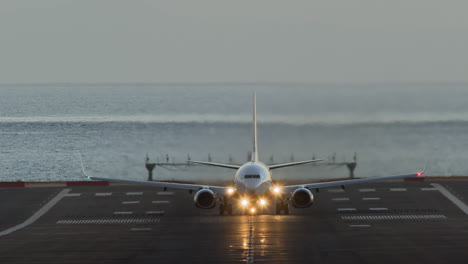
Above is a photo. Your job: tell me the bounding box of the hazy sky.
[1,0,467,83]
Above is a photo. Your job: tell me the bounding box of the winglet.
[79,152,92,179]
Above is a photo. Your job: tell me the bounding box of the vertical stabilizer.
[252,92,258,162]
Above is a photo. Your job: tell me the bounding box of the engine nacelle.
[291,188,314,208]
[194,189,217,209]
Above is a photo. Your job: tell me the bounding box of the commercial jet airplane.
[80,93,424,215]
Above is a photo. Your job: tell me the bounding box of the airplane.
[80,92,424,215]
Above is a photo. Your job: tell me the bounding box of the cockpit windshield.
[244,175,260,179]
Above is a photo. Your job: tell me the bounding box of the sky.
[0,0,467,83]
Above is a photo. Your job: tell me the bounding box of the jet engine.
[291,188,314,208]
[194,189,217,209]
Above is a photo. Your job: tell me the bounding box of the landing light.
[250,208,256,214]
[241,199,249,207]
[273,187,281,194]
[259,199,267,206]
[227,188,235,195]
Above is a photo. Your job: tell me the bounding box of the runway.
[1,181,468,263]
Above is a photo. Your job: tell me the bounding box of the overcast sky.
[0,0,467,83]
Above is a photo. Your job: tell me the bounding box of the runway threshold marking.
[246,216,255,264]
[431,183,468,215]
[0,188,71,237]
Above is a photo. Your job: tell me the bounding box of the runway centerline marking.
[126,192,143,196]
[359,188,376,192]
[246,216,255,264]
[362,197,380,201]
[157,192,174,195]
[95,193,112,196]
[431,183,468,215]
[122,201,140,204]
[328,189,344,193]
[390,188,407,192]
[152,201,170,204]
[0,188,71,237]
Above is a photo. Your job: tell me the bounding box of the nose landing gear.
[275,201,289,215]
[219,196,233,215]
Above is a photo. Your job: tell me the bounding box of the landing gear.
[275,201,289,215]
[219,196,233,216]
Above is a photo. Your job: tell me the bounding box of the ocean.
[0,83,467,182]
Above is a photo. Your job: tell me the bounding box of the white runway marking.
[57,218,160,224]
[131,228,152,231]
[359,188,376,192]
[431,183,468,215]
[0,189,71,237]
[64,193,81,197]
[95,193,112,196]
[114,211,133,215]
[122,201,140,205]
[337,208,356,212]
[247,216,255,264]
[328,189,344,193]
[390,188,407,192]
[126,192,143,196]
[369,208,388,211]
[349,225,371,227]
[362,197,380,201]
[421,187,437,191]
[342,214,447,221]
[157,192,174,195]
[332,198,350,201]
[152,201,170,204]
[146,211,165,215]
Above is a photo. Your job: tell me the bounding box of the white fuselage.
[234,161,272,196]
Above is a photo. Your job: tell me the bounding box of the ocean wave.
[2,113,468,125]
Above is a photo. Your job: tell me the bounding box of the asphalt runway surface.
[1,180,468,263]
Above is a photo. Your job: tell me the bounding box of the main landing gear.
[275,201,289,215]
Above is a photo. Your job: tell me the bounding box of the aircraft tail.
[252,92,258,162]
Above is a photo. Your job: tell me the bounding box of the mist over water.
[0,83,467,182]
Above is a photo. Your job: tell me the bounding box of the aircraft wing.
[80,156,227,193]
[269,159,324,170]
[189,161,241,170]
[282,171,424,192]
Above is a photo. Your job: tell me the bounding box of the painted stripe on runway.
[359,188,376,192]
[337,208,356,211]
[369,208,388,211]
[157,192,174,195]
[146,211,165,215]
[247,215,255,264]
[362,197,380,201]
[328,189,344,193]
[114,211,133,215]
[152,200,170,204]
[131,228,152,231]
[126,192,143,195]
[0,189,71,237]
[332,198,350,201]
[64,193,81,197]
[95,193,112,196]
[342,214,447,221]
[349,225,371,227]
[390,188,407,192]
[57,218,160,224]
[122,201,140,205]
[421,187,437,191]
[431,183,468,215]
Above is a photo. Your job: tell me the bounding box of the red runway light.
[416,172,423,177]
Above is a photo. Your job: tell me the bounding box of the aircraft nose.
[245,180,261,191]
